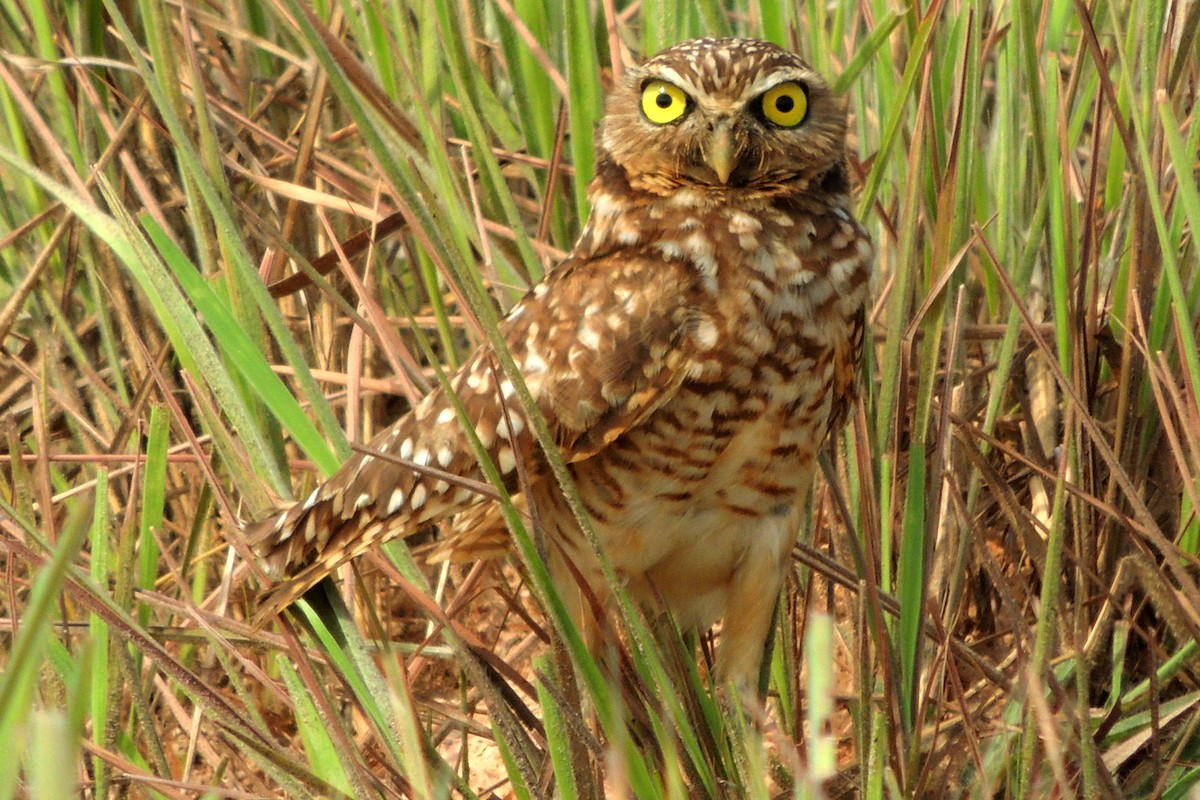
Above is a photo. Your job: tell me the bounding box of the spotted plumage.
[247,37,872,691]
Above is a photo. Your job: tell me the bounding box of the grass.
[1,0,1199,797]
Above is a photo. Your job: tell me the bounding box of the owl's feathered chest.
[564,184,871,529]
[579,185,870,364]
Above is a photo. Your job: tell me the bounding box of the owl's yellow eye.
[759,82,808,128]
[641,81,689,124]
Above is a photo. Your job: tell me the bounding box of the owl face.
[599,38,848,195]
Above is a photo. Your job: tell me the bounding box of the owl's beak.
[705,121,736,184]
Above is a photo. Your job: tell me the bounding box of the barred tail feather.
[245,356,533,623]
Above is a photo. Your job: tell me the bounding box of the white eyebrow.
[651,66,690,89]
[744,69,814,99]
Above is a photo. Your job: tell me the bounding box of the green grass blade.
[139,215,340,474]
[0,506,90,799]
[277,658,354,796]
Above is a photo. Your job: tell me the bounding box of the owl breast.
[551,190,872,629]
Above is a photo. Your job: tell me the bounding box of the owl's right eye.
[641,81,689,124]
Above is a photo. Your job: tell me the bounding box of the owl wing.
[822,212,873,436]
[501,252,705,460]
[247,248,706,620]
[826,302,865,435]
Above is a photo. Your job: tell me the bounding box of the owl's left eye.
[641,80,689,124]
[758,81,808,128]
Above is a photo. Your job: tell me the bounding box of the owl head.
[598,38,848,196]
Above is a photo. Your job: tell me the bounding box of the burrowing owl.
[248,37,872,692]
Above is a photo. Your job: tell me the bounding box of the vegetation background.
[1,0,1198,797]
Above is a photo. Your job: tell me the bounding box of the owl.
[247,37,872,694]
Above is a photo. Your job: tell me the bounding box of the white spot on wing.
[591,192,620,217]
[475,421,495,449]
[578,324,601,351]
[437,407,455,425]
[497,413,525,440]
[524,350,548,374]
[498,447,516,474]
[410,484,427,510]
[399,438,414,460]
[386,489,405,515]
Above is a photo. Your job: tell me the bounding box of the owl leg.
[715,511,798,696]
